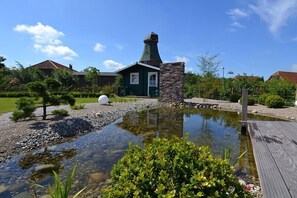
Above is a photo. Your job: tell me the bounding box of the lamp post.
[221,67,225,100]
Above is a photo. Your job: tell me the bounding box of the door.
[147,72,158,96]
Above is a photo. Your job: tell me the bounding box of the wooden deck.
[248,120,297,198]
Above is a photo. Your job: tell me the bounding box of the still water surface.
[0,107,279,197]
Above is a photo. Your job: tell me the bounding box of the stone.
[0,147,7,153]
[238,179,246,186]
[0,185,8,193]
[40,195,51,198]
[12,192,32,198]
[252,109,258,114]
[89,172,106,183]
[35,164,55,172]
[66,120,73,126]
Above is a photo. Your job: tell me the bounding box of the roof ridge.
[48,60,58,69]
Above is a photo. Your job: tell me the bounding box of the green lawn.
[76,97,137,104]
[0,97,138,114]
[0,98,18,114]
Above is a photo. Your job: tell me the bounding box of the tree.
[198,53,220,77]
[11,62,44,85]
[53,69,78,90]
[84,67,100,88]
[0,56,6,69]
[27,78,75,120]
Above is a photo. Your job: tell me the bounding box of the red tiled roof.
[268,71,297,84]
[29,60,77,72]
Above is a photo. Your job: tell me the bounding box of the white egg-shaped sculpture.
[295,100,297,106]
[98,95,109,105]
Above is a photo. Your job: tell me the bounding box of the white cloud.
[34,45,78,60]
[250,0,297,34]
[103,59,125,70]
[185,66,194,73]
[174,56,189,64]
[227,8,249,31]
[14,22,64,45]
[94,42,106,52]
[14,22,77,60]
[230,22,246,29]
[227,8,249,20]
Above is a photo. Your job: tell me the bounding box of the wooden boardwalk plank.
[256,121,297,197]
[248,121,291,198]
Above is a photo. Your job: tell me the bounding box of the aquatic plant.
[48,164,86,198]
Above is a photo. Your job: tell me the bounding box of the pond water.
[0,107,279,197]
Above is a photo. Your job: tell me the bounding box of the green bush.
[10,97,36,121]
[240,96,256,106]
[102,137,250,197]
[52,109,69,117]
[71,104,85,110]
[229,93,241,102]
[265,95,285,108]
[258,93,272,105]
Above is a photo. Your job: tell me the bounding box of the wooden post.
[241,89,248,135]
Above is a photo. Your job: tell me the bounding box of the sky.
[1,0,297,80]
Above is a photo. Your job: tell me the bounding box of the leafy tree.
[11,62,44,86]
[265,78,295,101]
[0,56,6,69]
[27,78,75,120]
[53,69,78,90]
[84,66,100,88]
[198,53,220,77]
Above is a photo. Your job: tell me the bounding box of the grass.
[76,97,137,104]
[0,98,18,114]
[0,97,138,114]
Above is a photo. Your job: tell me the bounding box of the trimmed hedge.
[0,91,109,98]
[102,137,250,197]
[265,95,285,108]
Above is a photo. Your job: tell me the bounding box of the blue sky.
[1,0,297,79]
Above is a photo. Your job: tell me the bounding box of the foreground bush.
[102,137,250,197]
[265,95,285,108]
[258,93,272,105]
[10,97,36,121]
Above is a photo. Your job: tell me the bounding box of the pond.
[0,107,279,197]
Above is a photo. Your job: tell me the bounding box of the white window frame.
[148,72,158,87]
[130,72,139,84]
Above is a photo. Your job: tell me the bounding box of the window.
[130,72,139,84]
[149,74,156,86]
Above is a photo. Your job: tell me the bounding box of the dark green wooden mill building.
[116,32,162,97]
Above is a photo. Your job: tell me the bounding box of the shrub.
[265,95,285,108]
[102,137,250,197]
[71,104,85,110]
[10,97,36,121]
[229,93,241,102]
[258,93,272,105]
[240,96,256,106]
[52,109,69,117]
